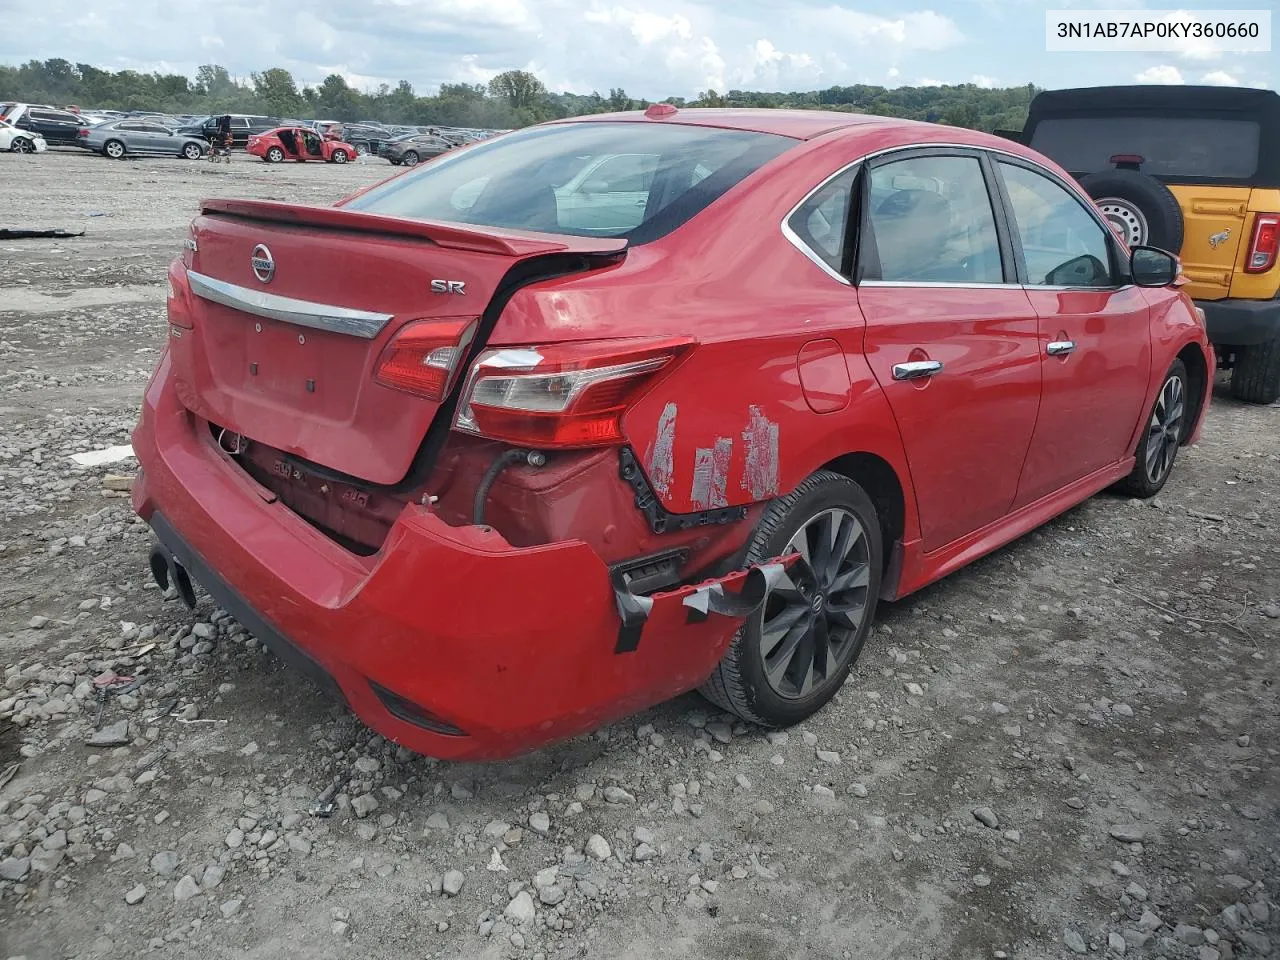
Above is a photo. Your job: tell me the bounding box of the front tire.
[402,151,420,167]
[103,139,126,160]
[701,471,882,727]
[11,137,34,154]
[1229,335,1280,405]
[1119,359,1188,497]
[182,142,202,160]
[331,149,349,164]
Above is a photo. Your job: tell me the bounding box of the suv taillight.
[454,338,692,448]
[1245,214,1279,274]
[374,319,477,401]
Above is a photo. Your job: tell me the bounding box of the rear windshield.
[344,121,795,243]
[1029,116,1260,181]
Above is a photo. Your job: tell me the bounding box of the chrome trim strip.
[778,140,1129,289]
[187,271,394,340]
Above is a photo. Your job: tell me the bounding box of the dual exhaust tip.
[149,543,196,609]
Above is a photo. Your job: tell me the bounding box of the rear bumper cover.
[131,353,761,761]
[1196,296,1280,348]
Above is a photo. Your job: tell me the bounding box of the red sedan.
[134,107,1212,760]
[247,126,355,164]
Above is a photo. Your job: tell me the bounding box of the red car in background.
[247,126,355,164]
[134,108,1212,761]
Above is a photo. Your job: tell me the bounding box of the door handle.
[892,360,943,381]
[1046,340,1077,356]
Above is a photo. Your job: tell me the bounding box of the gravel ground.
[1,149,1278,960]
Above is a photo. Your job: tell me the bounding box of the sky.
[0,0,1273,98]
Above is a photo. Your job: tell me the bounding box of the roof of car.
[564,107,900,140]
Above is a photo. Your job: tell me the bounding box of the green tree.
[253,67,303,116]
[488,70,546,110]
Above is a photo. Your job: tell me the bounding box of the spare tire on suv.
[1077,169,1185,251]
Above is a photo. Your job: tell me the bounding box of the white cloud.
[1200,70,1239,86]
[917,77,944,87]
[1134,65,1183,84]
[971,74,997,88]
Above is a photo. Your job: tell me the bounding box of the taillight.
[1245,214,1279,273]
[374,319,477,401]
[454,338,691,448]
[77,128,89,137]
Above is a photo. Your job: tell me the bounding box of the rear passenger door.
[23,108,80,144]
[992,157,1153,507]
[857,149,1043,553]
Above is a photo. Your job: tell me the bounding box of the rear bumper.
[131,352,758,761]
[1196,296,1280,348]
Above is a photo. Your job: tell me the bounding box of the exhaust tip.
[149,545,171,592]
[148,541,197,609]
[172,561,197,609]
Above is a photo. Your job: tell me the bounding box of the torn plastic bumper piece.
[613,557,794,654]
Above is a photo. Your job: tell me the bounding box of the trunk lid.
[169,199,624,486]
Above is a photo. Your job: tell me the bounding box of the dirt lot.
[1,148,1277,960]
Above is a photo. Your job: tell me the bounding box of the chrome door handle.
[1047,340,1077,356]
[892,360,943,381]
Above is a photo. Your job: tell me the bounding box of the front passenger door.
[857,150,1043,553]
[995,159,1153,507]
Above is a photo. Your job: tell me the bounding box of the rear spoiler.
[199,198,629,259]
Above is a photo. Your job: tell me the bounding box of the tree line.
[0,59,1037,132]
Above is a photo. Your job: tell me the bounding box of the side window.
[117,122,145,132]
[864,155,1004,284]
[28,110,56,122]
[786,166,857,274]
[998,161,1115,288]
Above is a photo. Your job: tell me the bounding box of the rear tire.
[1077,170,1184,251]
[1230,335,1280,404]
[1118,359,1188,497]
[104,139,126,160]
[700,471,882,727]
[403,151,420,166]
[266,146,284,163]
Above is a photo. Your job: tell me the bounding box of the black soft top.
[1024,85,1280,187]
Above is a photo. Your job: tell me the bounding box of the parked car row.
[0,102,504,167]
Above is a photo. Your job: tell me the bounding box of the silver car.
[78,119,207,160]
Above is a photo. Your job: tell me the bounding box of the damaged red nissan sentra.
[133,106,1213,760]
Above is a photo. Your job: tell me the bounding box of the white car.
[0,119,46,153]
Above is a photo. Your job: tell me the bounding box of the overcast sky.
[0,0,1273,97]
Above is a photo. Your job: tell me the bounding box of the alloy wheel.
[183,144,201,160]
[1145,374,1185,485]
[1098,197,1148,246]
[105,140,125,159]
[403,151,419,166]
[759,508,872,699]
[13,138,33,154]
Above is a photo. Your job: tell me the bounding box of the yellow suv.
[1013,86,1280,403]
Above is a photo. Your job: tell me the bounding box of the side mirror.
[1130,245,1179,287]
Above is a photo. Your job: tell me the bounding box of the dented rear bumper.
[131,353,770,760]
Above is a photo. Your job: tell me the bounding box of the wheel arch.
[1176,340,1209,443]
[819,451,906,573]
